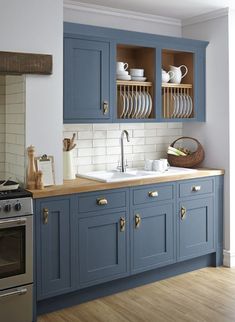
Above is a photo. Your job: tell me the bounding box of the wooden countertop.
[30,168,224,199]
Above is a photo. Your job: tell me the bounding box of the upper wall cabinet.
[64,23,208,123]
[64,36,111,122]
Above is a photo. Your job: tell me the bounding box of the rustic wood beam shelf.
[0,51,53,75]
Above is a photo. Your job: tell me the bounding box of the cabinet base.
[37,252,221,316]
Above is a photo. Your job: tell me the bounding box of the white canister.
[63,151,76,180]
[144,159,153,171]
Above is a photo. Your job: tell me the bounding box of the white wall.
[228,9,235,266]
[0,0,63,184]
[182,15,230,263]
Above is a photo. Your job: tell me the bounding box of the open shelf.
[162,49,194,119]
[116,44,155,120]
[117,80,152,87]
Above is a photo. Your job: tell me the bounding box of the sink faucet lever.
[120,130,130,173]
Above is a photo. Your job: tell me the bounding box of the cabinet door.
[36,197,73,300]
[178,197,214,260]
[64,37,110,122]
[132,204,175,273]
[79,212,128,287]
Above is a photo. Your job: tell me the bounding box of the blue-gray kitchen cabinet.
[64,22,208,123]
[177,178,215,261]
[178,197,214,261]
[35,196,76,300]
[131,204,175,274]
[76,188,129,288]
[63,36,111,123]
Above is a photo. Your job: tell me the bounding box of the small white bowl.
[130,69,144,77]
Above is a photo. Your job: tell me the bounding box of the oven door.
[0,215,33,290]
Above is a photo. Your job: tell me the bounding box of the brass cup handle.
[192,185,201,192]
[43,208,49,224]
[120,217,126,232]
[181,206,187,220]
[96,198,108,206]
[135,214,141,229]
[148,191,158,198]
[103,101,109,115]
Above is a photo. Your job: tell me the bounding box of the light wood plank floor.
[38,267,235,322]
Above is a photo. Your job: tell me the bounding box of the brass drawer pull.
[103,101,109,115]
[120,217,126,232]
[135,214,141,229]
[181,206,187,220]
[192,185,201,192]
[148,191,158,198]
[43,208,49,224]
[96,198,108,206]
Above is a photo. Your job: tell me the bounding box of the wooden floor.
[38,267,235,322]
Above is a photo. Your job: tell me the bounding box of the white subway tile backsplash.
[78,131,93,139]
[93,131,106,139]
[64,123,182,174]
[93,124,119,130]
[77,139,92,148]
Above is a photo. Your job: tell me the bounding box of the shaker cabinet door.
[78,212,128,287]
[132,204,175,274]
[64,37,110,122]
[178,197,214,261]
[36,197,74,300]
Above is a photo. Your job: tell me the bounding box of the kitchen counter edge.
[29,168,224,199]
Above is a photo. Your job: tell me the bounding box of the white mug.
[153,159,169,172]
[116,62,128,72]
[144,159,153,171]
[160,159,170,171]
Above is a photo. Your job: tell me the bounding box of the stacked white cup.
[144,159,169,172]
[116,62,131,81]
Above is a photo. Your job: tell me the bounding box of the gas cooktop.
[0,187,32,200]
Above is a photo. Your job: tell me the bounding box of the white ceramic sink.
[77,167,198,183]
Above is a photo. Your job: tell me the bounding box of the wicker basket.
[168,137,204,168]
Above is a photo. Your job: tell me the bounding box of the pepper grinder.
[36,170,44,190]
[27,145,36,189]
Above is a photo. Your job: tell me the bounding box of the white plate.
[146,92,152,118]
[135,92,142,118]
[116,75,131,81]
[139,92,146,118]
[131,76,147,81]
[127,92,133,118]
[119,92,125,118]
[143,92,149,118]
[132,92,138,118]
[123,93,129,118]
[187,95,193,117]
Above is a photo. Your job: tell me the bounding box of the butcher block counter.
[30,168,224,199]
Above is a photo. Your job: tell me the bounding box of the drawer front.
[78,190,127,213]
[179,179,213,198]
[133,184,173,206]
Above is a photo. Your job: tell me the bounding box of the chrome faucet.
[119,130,130,172]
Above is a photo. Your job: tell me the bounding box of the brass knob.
[135,214,141,229]
[120,217,126,232]
[148,191,158,198]
[96,198,108,206]
[192,185,201,192]
[103,101,109,115]
[43,208,49,224]
[181,206,187,220]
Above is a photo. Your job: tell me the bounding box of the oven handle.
[0,287,27,299]
[0,217,27,228]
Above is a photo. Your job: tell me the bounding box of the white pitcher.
[169,65,188,84]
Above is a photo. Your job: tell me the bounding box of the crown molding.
[182,7,229,27]
[63,0,181,27]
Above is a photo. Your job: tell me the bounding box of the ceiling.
[70,0,233,20]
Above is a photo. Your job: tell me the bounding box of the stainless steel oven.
[0,194,33,322]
